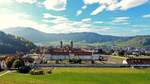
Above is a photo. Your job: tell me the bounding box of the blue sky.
[0,0,150,36]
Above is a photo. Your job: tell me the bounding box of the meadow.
[0,68,150,84]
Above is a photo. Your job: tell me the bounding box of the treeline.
[0,31,36,54]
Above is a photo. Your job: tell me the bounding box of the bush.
[5,57,16,69]
[47,68,54,74]
[18,66,31,73]
[47,70,52,74]
[69,59,82,64]
[0,66,3,72]
[13,59,25,69]
[30,69,44,75]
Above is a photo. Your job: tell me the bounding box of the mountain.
[0,31,36,54]
[115,36,150,48]
[2,27,124,44]
[2,27,150,48]
[2,28,49,43]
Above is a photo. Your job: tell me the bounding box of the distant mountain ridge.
[2,27,150,48]
[2,27,124,43]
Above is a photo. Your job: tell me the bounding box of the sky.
[0,0,150,36]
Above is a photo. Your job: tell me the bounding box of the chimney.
[70,41,73,48]
[60,41,63,48]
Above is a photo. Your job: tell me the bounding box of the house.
[28,41,103,63]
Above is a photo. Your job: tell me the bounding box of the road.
[37,64,150,68]
[37,64,129,68]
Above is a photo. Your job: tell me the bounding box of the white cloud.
[41,13,112,33]
[16,0,37,4]
[51,19,112,33]
[49,23,91,33]
[131,29,140,33]
[82,5,87,9]
[76,10,82,16]
[143,14,150,18]
[114,17,129,20]
[132,25,150,28]
[36,2,43,8]
[117,0,148,10]
[0,13,50,33]
[0,12,111,34]
[42,14,88,33]
[76,5,87,16]
[45,17,92,33]
[81,18,91,22]
[112,17,129,24]
[91,5,106,15]
[42,19,52,23]
[0,0,13,5]
[83,0,148,15]
[83,0,99,4]
[96,27,111,31]
[43,13,69,24]
[43,13,57,19]
[15,13,31,18]
[50,16,69,24]
[89,25,112,32]
[94,21,104,24]
[43,13,51,19]
[43,0,67,11]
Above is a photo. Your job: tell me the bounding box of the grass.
[0,71,6,74]
[0,68,150,84]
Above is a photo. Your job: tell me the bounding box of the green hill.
[114,36,150,48]
[0,31,36,54]
[2,27,150,48]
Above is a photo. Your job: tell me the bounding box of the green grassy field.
[0,68,150,84]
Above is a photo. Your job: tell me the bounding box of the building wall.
[44,54,100,61]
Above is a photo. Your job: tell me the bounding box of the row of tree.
[0,55,34,73]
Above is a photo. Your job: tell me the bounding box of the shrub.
[47,70,52,74]
[69,59,82,64]
[56,60,59,64]
[47,68,54,74]
[13,59,25,69]
[30,69,44,75]
[0,66,3,72]
[5,57,16,69]
[18,66,31,73]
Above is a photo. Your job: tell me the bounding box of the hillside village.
[1,39,150,71]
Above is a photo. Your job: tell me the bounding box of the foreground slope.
[0,68,150,84]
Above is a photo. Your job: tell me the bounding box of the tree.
[118,50,126,56]
[0,31,36,54]
[18,66,31,73]
[5,57,16,69]
[12,59,25,69]
[0,64,2,71]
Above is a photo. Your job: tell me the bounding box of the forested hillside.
[0,31,36,54]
